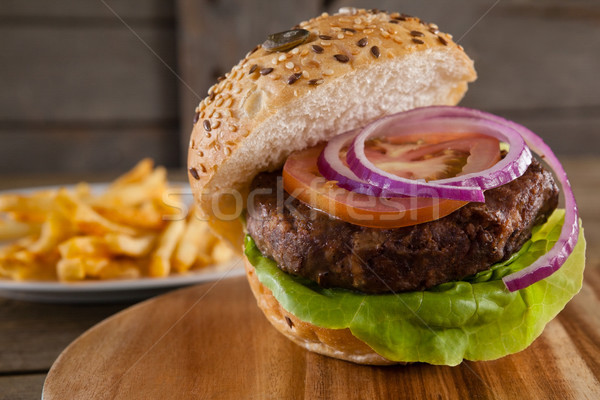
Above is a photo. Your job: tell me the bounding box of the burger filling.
[246,158,558,294]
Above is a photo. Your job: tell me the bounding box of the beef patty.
[246,158,559,293]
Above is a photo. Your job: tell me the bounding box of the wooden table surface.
[0,160,599,400]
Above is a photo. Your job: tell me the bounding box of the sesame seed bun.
[188,8,477,249]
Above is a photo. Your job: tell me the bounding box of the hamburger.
[187,8,585,365]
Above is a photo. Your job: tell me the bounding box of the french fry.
[58,236,107,259]
[28,210,73,254]
[149,219,185,277]
[93,201,165,230]
[104,233,155,257]
[0,218,40,241]
[97,259,141,280]
[110,158,154,187]
[55,189,138,236]
[0,190,57,223]
[92,166,167,208]
[211,241,236,266]
[172,217,215,273]
[0,158,237,283]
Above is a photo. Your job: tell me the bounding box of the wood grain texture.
[0,299,130,373]
[42,269,600,400]
[0,374,46,400]
[0,124,179,174]
[0,26,176,121]
[0,0,179,173]
[0,0,174,20]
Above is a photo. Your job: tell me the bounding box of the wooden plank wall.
[0,0,179,174]
[1,0,598,175]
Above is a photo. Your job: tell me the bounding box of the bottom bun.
[244,256,399,365]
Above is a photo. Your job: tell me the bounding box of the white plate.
[0,183,245,303]
[0,261,245,303]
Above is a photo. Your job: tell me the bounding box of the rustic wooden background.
[1,0,599,175]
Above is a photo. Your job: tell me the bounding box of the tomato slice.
[282,133,500,229]
[363,133,501,181]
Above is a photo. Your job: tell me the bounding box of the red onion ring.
[345,115,532,202]
[316,129,385,196]
[329,105,578,292]
[416,107,579,292]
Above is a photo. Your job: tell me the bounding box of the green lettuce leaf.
[245,209,586,365]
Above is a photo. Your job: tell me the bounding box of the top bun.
[187,8,477,248]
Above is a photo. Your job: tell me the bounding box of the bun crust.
[188,8,476,249]
[244,256,399,365]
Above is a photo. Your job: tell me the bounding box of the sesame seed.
[410,30,425,37]
[271,58,278,65]
[393,36,403,44]
[323,69,334,76]
[224,147,232,156]
[319,34,333,40]
[278,54,287,62]
[364,29,374,34]
[287,72,302,84]
[193,111,200,124]
[308,78,324,86]
[300,48,309,56]
[302,70,309,78]
[212,120,221,129]
[438,35,448,46]
[412,38,425,45]
[428,27,439,34]
[197,150,204,157]
[248,64,258,74]
[370,46,380,58]
[337,33,345,39]
[224,98,233,107]
[209,92,216,101]
[260,67,274,75]
[217,75,225,82]
[312,44,324,54]
[285,62,294,69]
[343,27,357,33]
[200,164,207,173]
[357,37,368,47]
[334,54,349,63]
[320,40,332,46]
[203,119,211,132]
[380,31,390,38]
[285,316,294,328]
[215,97,224,107]
[291,47,300,55]
[189,167,200,180]
[213,111,221,119]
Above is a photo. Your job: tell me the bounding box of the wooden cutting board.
[43,270,600,400]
